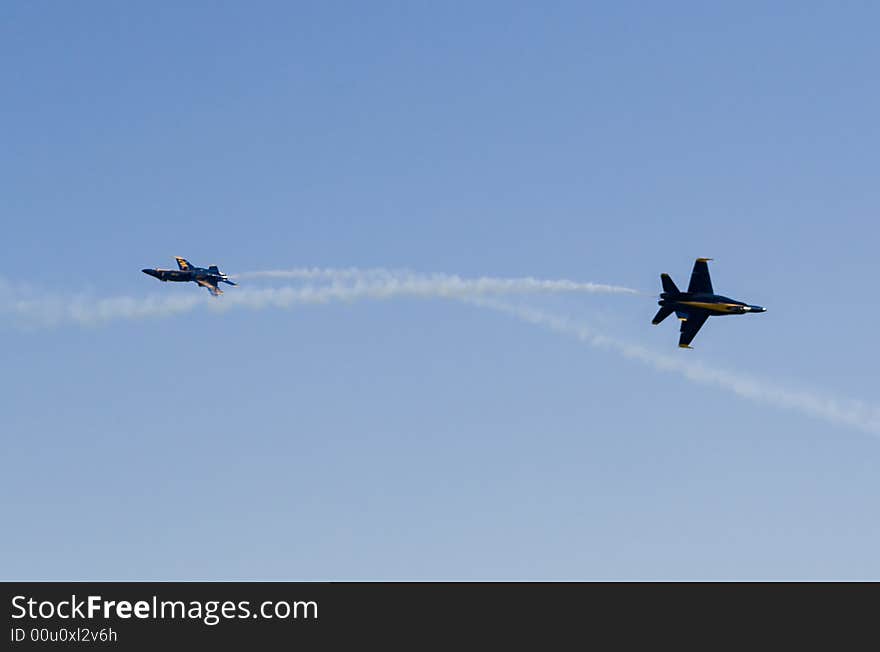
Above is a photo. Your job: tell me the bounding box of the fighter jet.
[652,258,765,348]
[142,257,237,296]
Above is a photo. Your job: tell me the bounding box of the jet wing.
[679,312,709,348]
[687,258,713,294]
[175,256,193,271]
[197,279,223,296]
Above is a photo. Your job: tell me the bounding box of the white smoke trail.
[3,269,877,435]
[234,267,407,281]
[235,268,640,296]
[0,273,636,327]
[466,298,880,437]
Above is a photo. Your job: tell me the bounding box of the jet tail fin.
[660,273,680,295]
[652,306,674,325]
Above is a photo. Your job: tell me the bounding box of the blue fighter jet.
[652,258,766,348]
[142,257,237,296]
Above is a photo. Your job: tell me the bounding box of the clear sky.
[2,1,879,580]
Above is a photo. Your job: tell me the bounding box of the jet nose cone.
[142,268,160,278]
[752,305,766,312]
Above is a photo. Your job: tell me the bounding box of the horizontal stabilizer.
[652,306,674,325]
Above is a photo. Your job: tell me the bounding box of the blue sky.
[2,1,879,579]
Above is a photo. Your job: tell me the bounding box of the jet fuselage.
[142,268,214,283]
[142,257,236,296]
[658,292,766,316]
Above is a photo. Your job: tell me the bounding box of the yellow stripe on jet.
[678,301,742,314]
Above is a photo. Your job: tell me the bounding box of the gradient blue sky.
[3,1,879,579]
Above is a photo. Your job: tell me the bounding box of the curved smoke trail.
[0,272,636,327]
[466,297,880,437]
[2,269,877,435]
[234,268,640,296]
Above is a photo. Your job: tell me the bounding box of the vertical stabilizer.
[660,273,680,295]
